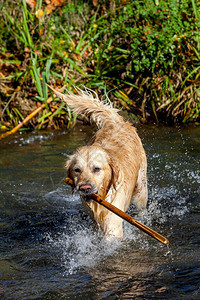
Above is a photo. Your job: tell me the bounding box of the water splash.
[46,228,122,275]
[45,180,190,275]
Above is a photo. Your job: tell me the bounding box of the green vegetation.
[0,0,200,131]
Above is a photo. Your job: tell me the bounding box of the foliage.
[0,0,200,130]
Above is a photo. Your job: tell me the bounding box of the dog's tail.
[47,85,123,128]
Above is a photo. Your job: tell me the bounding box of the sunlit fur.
[49,86,148,239]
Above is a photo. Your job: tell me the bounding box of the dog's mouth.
[81,195,93,202]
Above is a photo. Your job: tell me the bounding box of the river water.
[0,124,199,299]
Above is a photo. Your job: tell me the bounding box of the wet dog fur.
[49,87,148,239]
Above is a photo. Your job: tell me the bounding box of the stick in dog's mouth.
[65,177,169,245]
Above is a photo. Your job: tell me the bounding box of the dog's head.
[65,145,118,197]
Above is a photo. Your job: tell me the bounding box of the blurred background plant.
[0,0,200,131]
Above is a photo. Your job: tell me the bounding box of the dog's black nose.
[79,184,92,193]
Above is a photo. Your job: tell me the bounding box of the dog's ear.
[109,158,119,190]
[65,155,75,193]
[65,154,74,179]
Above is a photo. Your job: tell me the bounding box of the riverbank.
[0,0,200,132]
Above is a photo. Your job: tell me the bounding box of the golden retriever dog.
[49,87,148,239]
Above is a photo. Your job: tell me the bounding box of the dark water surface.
[0,124,199,299]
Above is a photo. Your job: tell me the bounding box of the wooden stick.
[0,102,49,141]
[65,177,169,245]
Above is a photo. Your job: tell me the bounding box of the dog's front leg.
[102,212,124,239]
[98,188,131,239]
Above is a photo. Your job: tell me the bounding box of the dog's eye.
[74,168,81,173]
[93,167,101,173]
